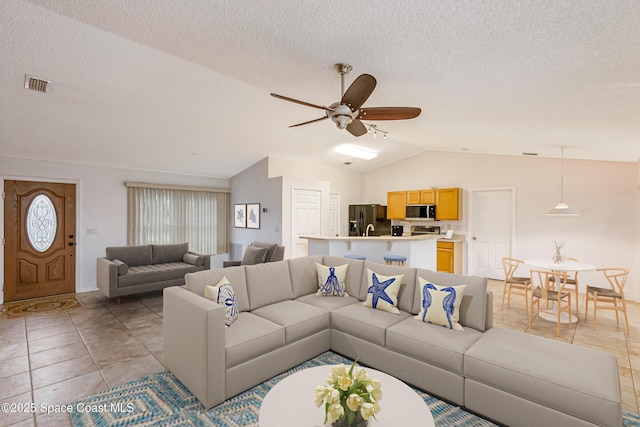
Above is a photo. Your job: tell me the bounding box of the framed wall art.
[246,203,260,229]
[234,204,247,228]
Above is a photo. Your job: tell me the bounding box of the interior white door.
[329,193,340,237]
[469,188,515,280]
[292,189,322,258]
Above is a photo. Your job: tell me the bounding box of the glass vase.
[331,410,369,427]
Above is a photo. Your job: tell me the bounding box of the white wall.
[268,157,365,236]
[0,156,228,302]
[363,151,639,300]
[229,158,283,259]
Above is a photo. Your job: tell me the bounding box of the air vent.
[522,152,538,156]
[24,75,50,93]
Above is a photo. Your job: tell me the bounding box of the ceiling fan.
[270,63,421,137]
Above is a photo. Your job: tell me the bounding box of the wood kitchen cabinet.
[387,191,407,219]
[406,190,421,205]
[436,188,460,220]
[420,190,436,204]
[437,240,462,274]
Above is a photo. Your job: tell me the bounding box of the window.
[126,183,230,254]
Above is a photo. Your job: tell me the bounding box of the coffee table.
[258,365,434,427]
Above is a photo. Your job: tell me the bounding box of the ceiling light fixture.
[546,146,581,216]
[335,144,378,160]
[366,124,388,140]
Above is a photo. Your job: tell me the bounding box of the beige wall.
[363,151,639,300]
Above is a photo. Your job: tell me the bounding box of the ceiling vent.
[24,75,50,93]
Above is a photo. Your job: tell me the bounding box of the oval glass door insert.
[27,194,57,252]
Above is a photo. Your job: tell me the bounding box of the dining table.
[524,258,596,324]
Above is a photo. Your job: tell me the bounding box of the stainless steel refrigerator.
[348,204,391,236]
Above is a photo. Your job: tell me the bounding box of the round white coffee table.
[258,365,434,427]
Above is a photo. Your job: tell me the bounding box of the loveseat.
[97,242,210,302]
[163,255,622,427]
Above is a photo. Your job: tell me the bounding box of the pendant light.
[546,146,581,216]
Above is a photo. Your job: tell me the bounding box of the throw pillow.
[204,276,239,327]
[416,277,466,331]
[183,253,204,266]
[315,263,349,297]
[241,246,268,265]
[363,269,403,314]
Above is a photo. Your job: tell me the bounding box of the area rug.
[71,351,640,427]
[2,294,80,318]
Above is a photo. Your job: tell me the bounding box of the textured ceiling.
[1,0,639,178]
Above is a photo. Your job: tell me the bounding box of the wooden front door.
[4,180,76,301]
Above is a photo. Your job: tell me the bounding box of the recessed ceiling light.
[334,144,378,160]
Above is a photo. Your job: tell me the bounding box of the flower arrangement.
[314,360,382,427]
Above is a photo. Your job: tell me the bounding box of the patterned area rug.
[71,351,640,427]
[2,294,80,318]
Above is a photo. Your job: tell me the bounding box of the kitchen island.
[301,235,438,270]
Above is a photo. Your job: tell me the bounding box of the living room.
[1,1,640,426]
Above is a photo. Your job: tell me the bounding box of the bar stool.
[344,254,366,260]
[384,255,406,266]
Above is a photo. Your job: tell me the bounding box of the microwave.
[406,204,436,221]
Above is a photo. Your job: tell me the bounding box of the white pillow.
[415,277,466,331]
[316,263,349,297]
[205,276,239,327]
[363,269,403,314]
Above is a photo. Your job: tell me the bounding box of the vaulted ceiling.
[2,0,639,178]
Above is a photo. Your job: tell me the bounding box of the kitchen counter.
[300,235,437,270]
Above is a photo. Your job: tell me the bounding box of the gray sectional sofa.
[97,242,210,302]
[163,255,622,427]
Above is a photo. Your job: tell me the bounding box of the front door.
[4,180,76,301]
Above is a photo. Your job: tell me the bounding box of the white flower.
[327,402,345,423]
[314,385,326,407]
[328,364,348,384]
[337,374,353,391]
[360,402,376,420]
[355,367,369,382]
[327,387,340,404]
[346,393,363,412]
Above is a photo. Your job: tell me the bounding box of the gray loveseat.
[163,255,622,427]
[97,242,210,302]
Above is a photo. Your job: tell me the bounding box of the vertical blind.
[127,184,230,254]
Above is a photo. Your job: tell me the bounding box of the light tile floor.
[0,280,639,427]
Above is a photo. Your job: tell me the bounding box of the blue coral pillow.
[316,263,349,297]
[204,276,239,327]
[363,269,403,314]
[416,277,466,331]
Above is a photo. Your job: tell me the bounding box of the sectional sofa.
[163,255,622,427]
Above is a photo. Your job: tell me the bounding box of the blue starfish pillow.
[363,269,403,314]
[316,263,349,297]
[204,276,239,327]
[416,277,466,331]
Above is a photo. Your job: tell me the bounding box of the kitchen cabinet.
[437,240,462,274]
[387,191,407,219]
[406,190,435,205]
[406,190,421,205]
[420,190,436,204]
[436,188,460,220]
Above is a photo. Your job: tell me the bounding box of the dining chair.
[548,257,580,315]
[529,269,572,337]
[501,258,532,316]
[584,268,630,334]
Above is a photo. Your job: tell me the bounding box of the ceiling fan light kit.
[546,146,581,217]
[270,63,421,138]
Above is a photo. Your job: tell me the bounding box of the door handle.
[472,237,477,240]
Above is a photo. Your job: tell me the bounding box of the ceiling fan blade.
[341,74,377,111]
[357,107,421,121]
[270,93,333,111]
[346,119,367,137]
[289,116,328,128]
